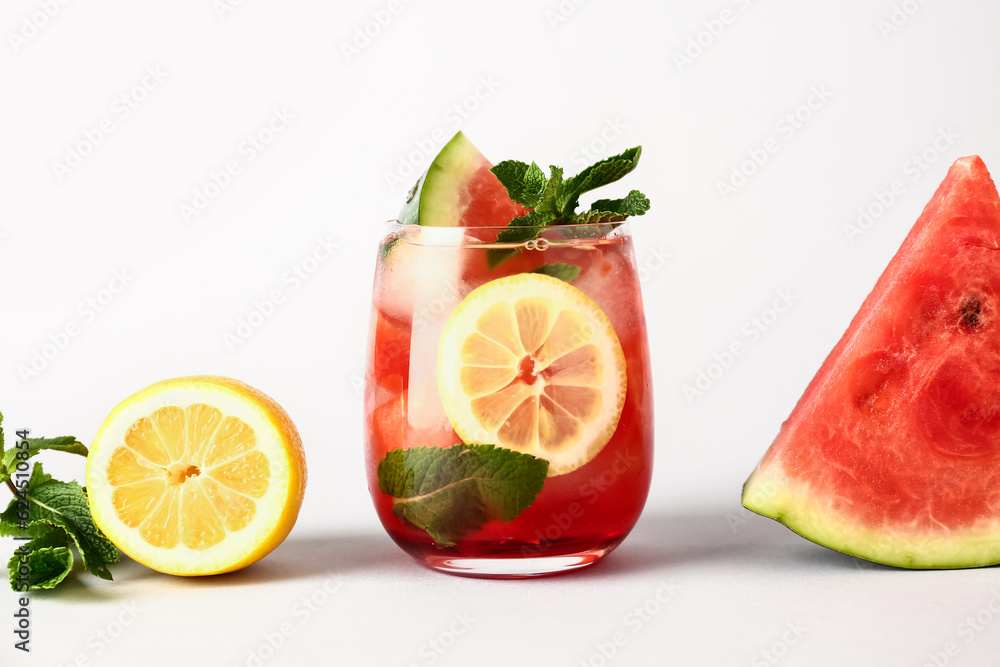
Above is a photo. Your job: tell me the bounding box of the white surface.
[2,0,1000,665]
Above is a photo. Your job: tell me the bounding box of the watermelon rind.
[397,131,484,227]
[743,465,1000,569]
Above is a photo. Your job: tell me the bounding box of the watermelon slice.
[397,132,526,227]
[743,155,1000,569]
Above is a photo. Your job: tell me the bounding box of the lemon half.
[86,376,306,576]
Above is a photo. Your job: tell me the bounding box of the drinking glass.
[364,221,653,577]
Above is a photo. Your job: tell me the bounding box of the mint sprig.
[0,413,120,590]
[377,444,548,547]
[491,147,649,225]
[487,146,650,267]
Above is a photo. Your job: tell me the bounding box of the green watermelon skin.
[743,155,1000,569]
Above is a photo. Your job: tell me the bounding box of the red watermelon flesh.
[743,155,1000,568]
[461,160,527,227]
[397,131,526,228]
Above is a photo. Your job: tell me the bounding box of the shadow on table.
[217,511,875,587]
[203,511,877,587]
[194,530,402,587]
[40,530,403,600]
[582,508,896,580]
[39,510,899,599]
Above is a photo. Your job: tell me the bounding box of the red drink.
[364,222,653,577]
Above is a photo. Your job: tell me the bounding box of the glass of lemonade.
[364,221,653,577]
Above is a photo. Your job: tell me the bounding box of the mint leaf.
[18,459,53,492]
[589,189,650,218]
[377,444,548,547]
[533,263,581,282]
[572,209,630,224]
[2,436,87,479]
[7,530,74,591]
[1,464,119,580]
[557,147,642,218]
[26,436,88,458]
[495,210,552,243]
[10,546,74,591]
[0,513,36,539]
[539,165,564,215]
[490,161,547,208]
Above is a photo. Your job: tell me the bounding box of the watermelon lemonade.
[364,222,653,576]
[364,133,654,576]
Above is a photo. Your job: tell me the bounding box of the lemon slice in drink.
[438,273,627,475]
[85,376,307,576]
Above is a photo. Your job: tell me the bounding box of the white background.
[3,0,1000,665]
